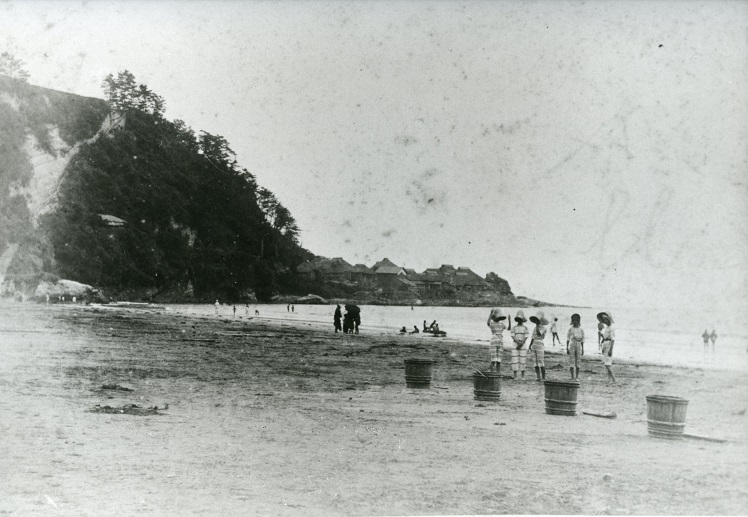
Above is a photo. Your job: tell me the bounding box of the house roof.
[375,266,405,275]
[372,258,399,270]
[351,263,374,273]
[296,256,352,273]
[452,273,491,287]
[327,257,353,272]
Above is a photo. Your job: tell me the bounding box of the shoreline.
[2,302,746,515]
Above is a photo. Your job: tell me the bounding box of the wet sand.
[1,302,747,515]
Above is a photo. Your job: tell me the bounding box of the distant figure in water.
[333,305,342,333]
[233,305,236,317]
[710,329,718,351]
[287,304,290,312]
[551,317,560,346]
[214,300,219,314]
[702,329,710,350]
[291,305,295,313]
[598,311,616,384]
[423,320,438,332]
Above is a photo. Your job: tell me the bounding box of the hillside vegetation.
[1,72,312,301]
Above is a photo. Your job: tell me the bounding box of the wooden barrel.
[646,395,689,439]
[404,359,434,388]
[473,371,502,401]
[543,380,580,416]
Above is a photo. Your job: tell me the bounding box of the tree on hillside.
[257,188,299,242]
[0,52,30,82]
[198,131,237,170]
[101,70,165,116]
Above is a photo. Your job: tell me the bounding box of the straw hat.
[597,311,614,324]
[514,310,527,323]
[490,308,506,321]
[529,310,549,325]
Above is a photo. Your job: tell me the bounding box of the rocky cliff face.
[0,75,109,295]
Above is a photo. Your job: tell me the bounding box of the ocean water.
[165,303,748,372]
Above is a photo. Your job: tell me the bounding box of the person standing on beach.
[245,304,249,316]
[287,304,290,312]
[510,310,529,380]
[710,329,718,351]
[352,307,361,334]
[551,317,561,346]
[343,307,352,333]
[291,305,295,313]
[567,313,585,381]
[333,305,342,333]
[598,321,604,352]
[214,300,219,314]
[486,308,509,373]
[528,311,549,381]
[233,305,236,317]
[702,329,710,351]
[598,311,616,383]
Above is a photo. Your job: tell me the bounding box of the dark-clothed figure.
[344,305,361,334]
[334,305,342,333]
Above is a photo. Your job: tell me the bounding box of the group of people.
[398,320,446,335]
[215,301,259,316]
[701,329,718,351]
[334,304,361,334]
[487,309,616,384]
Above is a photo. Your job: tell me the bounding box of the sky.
[1,0,747,310]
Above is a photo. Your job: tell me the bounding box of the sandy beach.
[1,302,747,516]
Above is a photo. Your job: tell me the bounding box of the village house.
[350,263,375,284]
[375,265,407,289]
[296,256,353,282]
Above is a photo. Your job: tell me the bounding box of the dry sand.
[1,302,747,516]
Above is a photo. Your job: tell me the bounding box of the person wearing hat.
[597,311,616,383]
[510,310,529,380]
[528,311,549,381]
[486,308,510,373]
[566,314,585,381]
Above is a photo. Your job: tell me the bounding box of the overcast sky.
[2,0,746,310]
